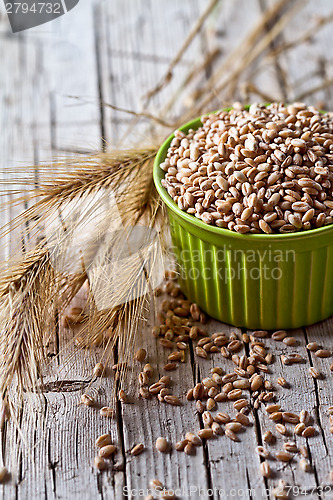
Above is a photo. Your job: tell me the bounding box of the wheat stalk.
[143,0,220,104]
[0,148,158,233]
[0,248,56,398]
[0,146,169,399]
[57,176,168,397]
[0,0,322,407]
[182,0,303,119]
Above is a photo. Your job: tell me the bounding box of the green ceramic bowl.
[153,115,333,330]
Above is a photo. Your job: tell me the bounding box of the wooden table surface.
[1,0,333,498]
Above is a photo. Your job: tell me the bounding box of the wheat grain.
[225,429,239,442]
[276,451,293,462]
[263,431,275,444]
[294,423,306,436]
[131,443,145,456]
[164,395,181,406]
[99,445,116,458]
[185,432,202,446]
[315,349,330,358]
[256,446,270,458]
[306,342,318,351]
[302,426,315,437]
[161,104,333,233]
[198,428,213,439]
[81,394,94,407]
[0,467,7,483]
[299,458,312,472]
[135,348,147,362]
[95,434,112,448]
[283,442,298,453]
[94,456,106,471]
[184,442,194,455]
[260,461,271,478]
[283,412,300,424]
[276,423,287,435]
[100,407,114,418]
[156,437,168,453]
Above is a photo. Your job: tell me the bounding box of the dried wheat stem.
[186,0,303,117]
[162,47,221,117]
[186,0,291,106]
[144,0,220,104]
[0,249,56,397]
[294,78,333,102]
[0,148,159,250]
[182,0,300,116]
[267,11,333,60]
[240,81,279,105]
[0,246,48,298]
[67,95,172,127]
[120,0,220,143]
[102,102,172,128]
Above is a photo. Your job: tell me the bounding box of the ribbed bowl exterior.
[154,114,333,330]
[167,208,333,329]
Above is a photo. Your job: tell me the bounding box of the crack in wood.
[17,408,24,485]
[114,344,127,499]
[96,473,104,499]
[196,365,214,499]
[38,380,91,393]
[303,327,329,457]
[93,4,107,152]
[243,329,270,500]
[300,388,323,499]
[47,428,57,495]
[245,468,254,500]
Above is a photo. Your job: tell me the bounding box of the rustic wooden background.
[1,0,333,498]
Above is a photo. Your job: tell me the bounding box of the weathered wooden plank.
[51,293,125,500]
[195,321,268,499]
[250,328,321,499]
[0,18,55,499]
[3,289,124,500]
[119,294,211,500]
[0,34,41,259]
[0,4,107,494]
[305,318,333,498]
[262,0,333,109]
[26,0,103,153]
[99,0,211,145]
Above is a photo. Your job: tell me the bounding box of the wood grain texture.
[195,321,267,500]
[119,299,211,500]
[2,0,333,498]
[249,328,322,500]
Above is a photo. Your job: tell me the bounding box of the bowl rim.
[153,112,333,241]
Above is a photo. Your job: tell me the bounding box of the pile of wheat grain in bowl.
[160,102,333,234]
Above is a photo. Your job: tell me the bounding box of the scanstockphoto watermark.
[172,245,296,283]
[4,0,80,33]
[123,486,259,498]
[123,485,333,498]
